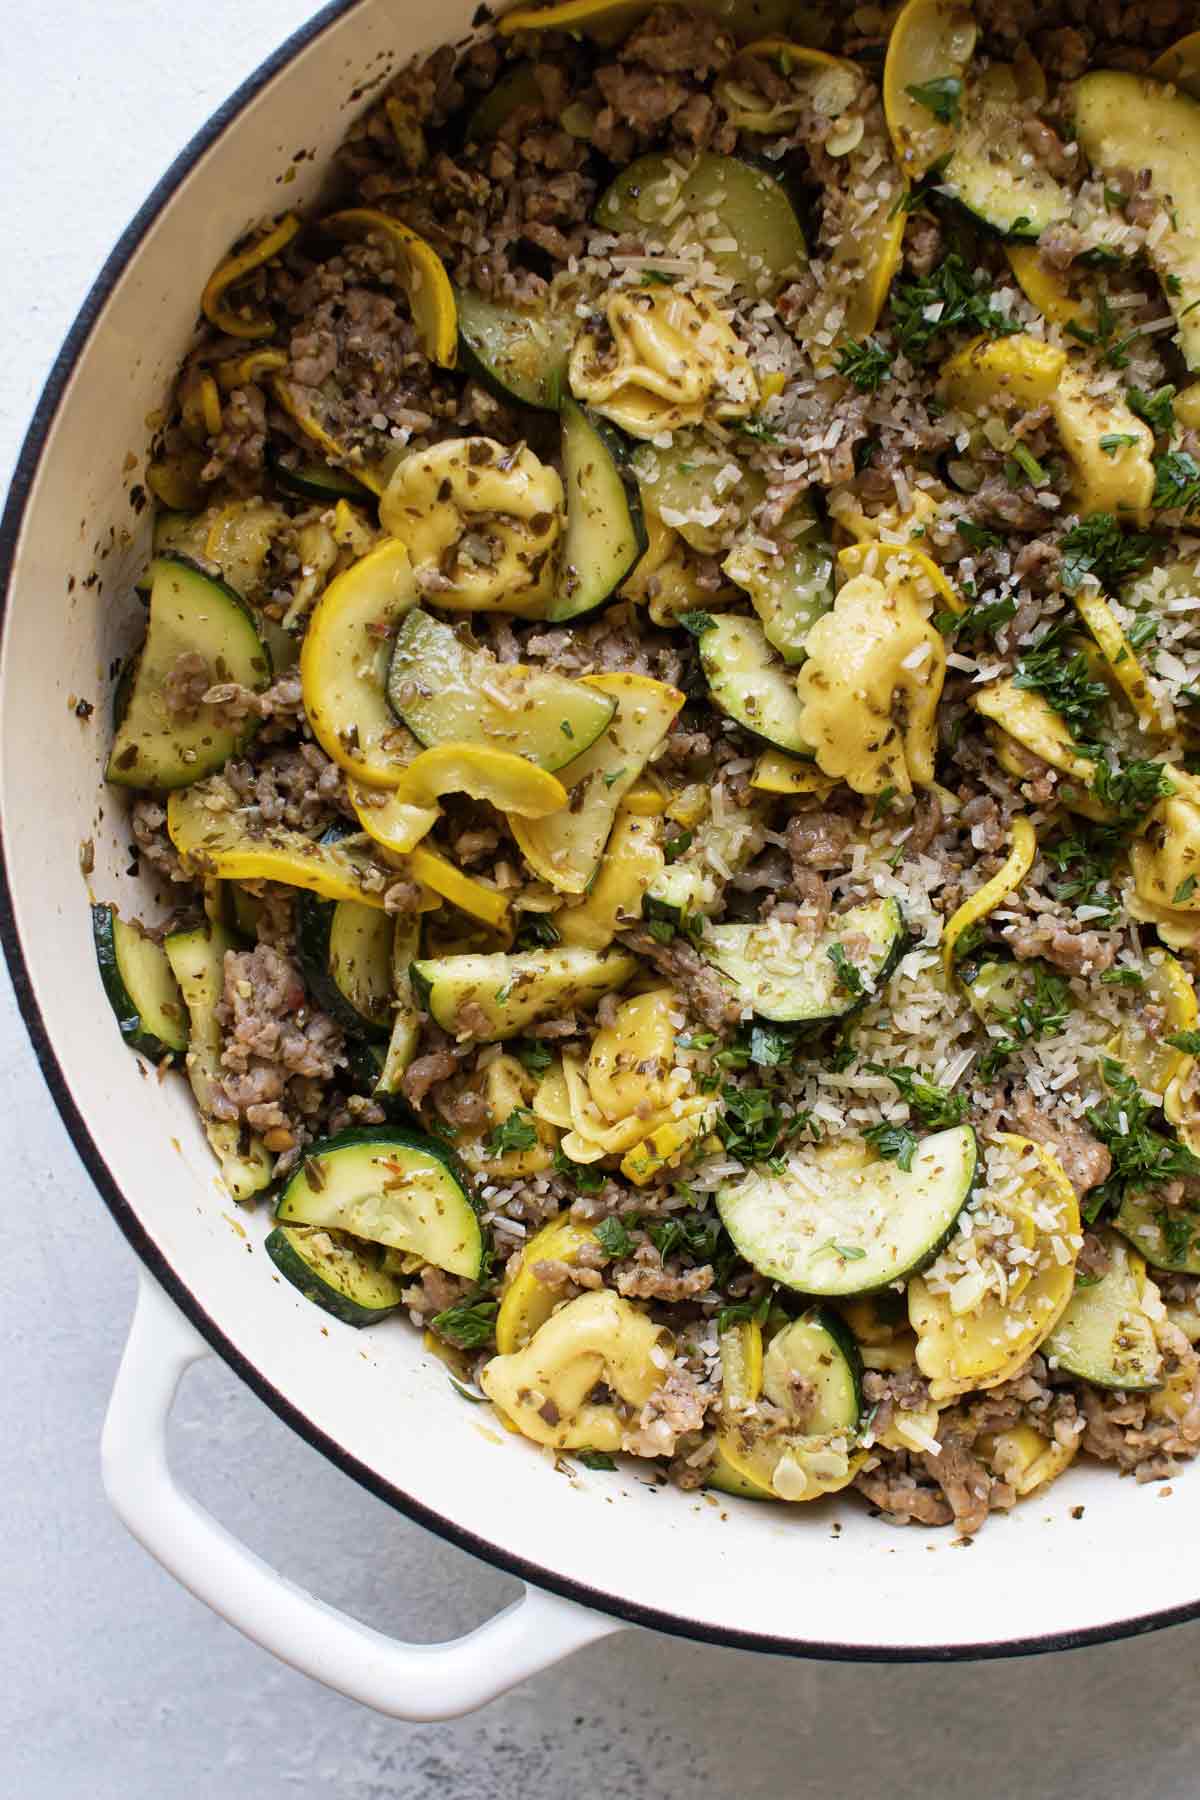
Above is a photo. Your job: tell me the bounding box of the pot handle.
[102,1271,623,1719]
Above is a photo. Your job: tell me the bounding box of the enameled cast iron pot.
[2,0,1194,1722]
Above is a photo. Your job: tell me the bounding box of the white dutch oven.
[2,0,1195,1723]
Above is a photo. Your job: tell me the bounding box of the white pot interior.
[2,0,1193,1657]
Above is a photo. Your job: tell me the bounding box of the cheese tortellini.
[569,288,758,439]
[1132,768,1200,915]
[795,568,946,796]
[379,437,563,613]
[480,1289,670,1450]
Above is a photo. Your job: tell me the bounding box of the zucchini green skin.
[267,447,366,502]
[93,903,189,1058]
[294,891,394,1042]
[265,1223,406,1327]
[549,401,648,625]
[275,1126,487,1280]
[344,1040,416,1125]
[771,1308,864,1431]
[1045,1233,1162,1390]
[106,553,271,791]
[1114,1193,1200,1276]
[703,898,906,1028]
[697,614,815,757]
[717,1124,979,1298]
[454,288,574,411]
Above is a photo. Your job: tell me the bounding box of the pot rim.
[2,0,1195,1666]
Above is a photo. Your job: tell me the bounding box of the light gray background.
[4,5,1200,1795]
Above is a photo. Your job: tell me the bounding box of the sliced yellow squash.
[556,809,664,950]
[837,539,965,615]
[1071,588,1164,732]
[299,539,418,788]
[883,0,977,181]
[347,780,442,858]
[909,1135,1080,1401]
[495,1215,602,1354]
[201,214,299,339]
[322,208,457,369]
[941,816,1036,979]
[1004,245,1095,332]
[510,673,684,893]
[938,332,1066,415]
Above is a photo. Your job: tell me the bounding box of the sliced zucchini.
[1045,1232,1162,1391]
[510,673,683,893]
[595,153,806,297]
[644,797,764,926]
[275,1126,485,1279]
[267,447,366,502]
[631,434,766,554]
[411,944,637,1041]
[717,1125,978,1297]
[696,614,813,755]
[1114,1191,1200,1276]
[295,893,395,1041]
[551,400,647,623]
[454,287,575,409]
[720,1311,865,1501]
[265,1223,406,1327]
[942,65,1071,239]
[386,608,616,771]
[723,521,835,665]
[93,903,188,1057]
[107,555,270,790]
[704,898,905,1026]
[1074,72,1200,371]
[163,924,272,1201]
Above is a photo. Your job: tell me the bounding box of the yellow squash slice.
[495,1215,602,1354]
[556,809,664,950]
[350,745,568,852]
[1072,588,1164,732]
[511,673,684,893]
[299,539,418,787]
[201,214,299,339]
[322,208,457,368]
[909,1136,1080,1401]
[941,816,1037,978]
[883,0,978,180]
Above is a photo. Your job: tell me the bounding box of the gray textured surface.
[5,4,1200,1793]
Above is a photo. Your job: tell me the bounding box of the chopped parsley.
[1042,829,1121,925]
[954,517,1004,552]
[818,1239,868,1261]
[1167,1030,1200,1055]
[430,1296,499,1350]
[1100,968,1146,987]
[1176,876,1199,904]
[602,767,628,788]
[935,594,1018,639]
[553,1146,606,1192]
[1128,384,1176,434]
[1089,759,1173,829]
[1084,1058,1200,1221]
[1153,450,1200,514]
[735,417,781,444]
[1012,636,1110,739]
[1099,433,1140,457]
[747,1024,799,1067]
[595,1215,634,1258]
[716,1293,772,1335]
[977,963,1070,1078]
[1059,513,1155,594]
[865,1063,966,1129]
[890,254,1020,360]
[515,916,561,950]
[484,1107,538,1157]
[835,335,893,392]
[827,941,863,996]
[576,1450,618,1469]
[513,1037,554,1075]
[664,828,694,863]
[648,1210,725,1264]
[677,611,717,637]
[904,74,963,124]
[717,1084,785,1163]
[863,1120,919,1171]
